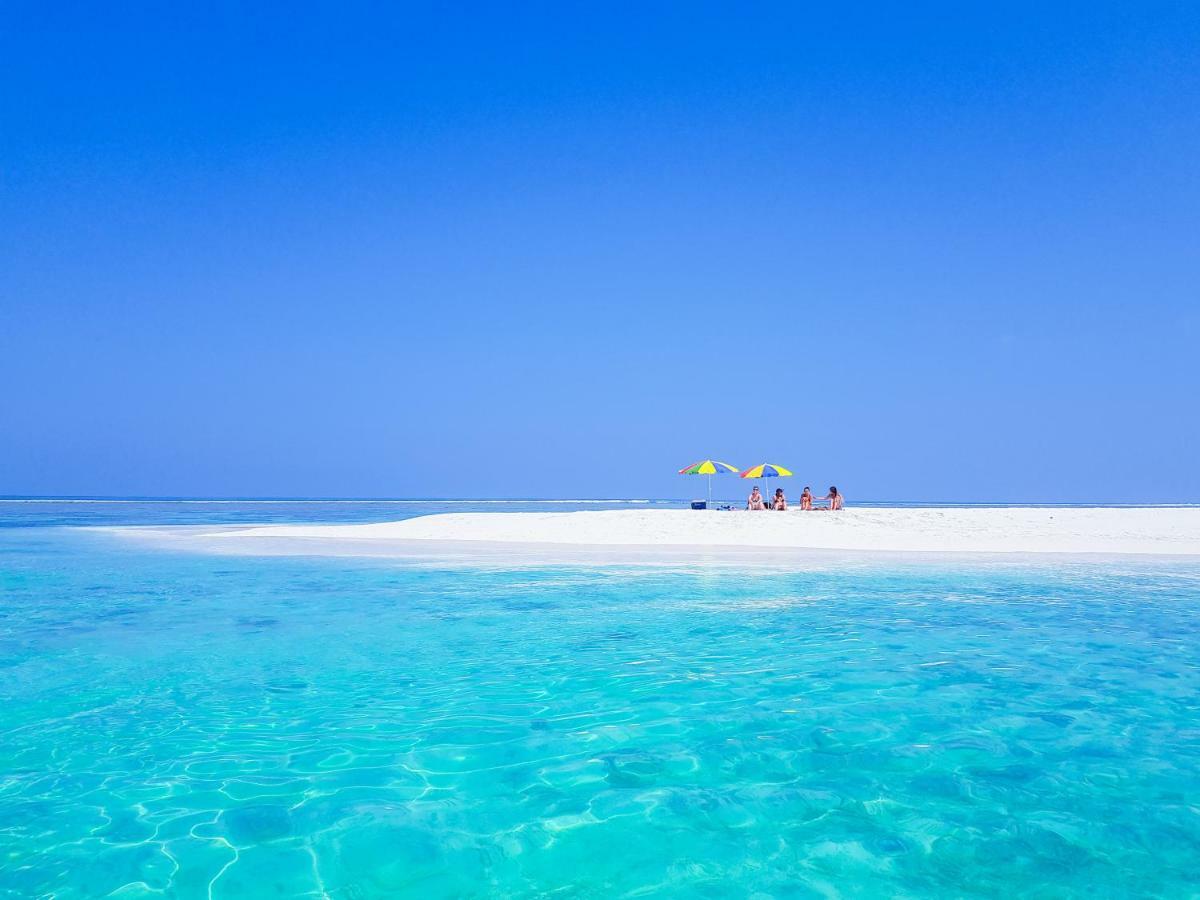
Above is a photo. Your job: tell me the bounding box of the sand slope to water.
[221,507,1200,555]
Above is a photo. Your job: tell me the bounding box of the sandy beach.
[216,507,1200,556]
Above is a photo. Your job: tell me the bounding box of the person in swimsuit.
[800,486,813,510]
[817,486,843,510]
[774,488,787,510]
[747,486,766,510]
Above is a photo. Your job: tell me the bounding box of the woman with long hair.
[817,486,843,510]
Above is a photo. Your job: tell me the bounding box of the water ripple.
[2,533,1200,896]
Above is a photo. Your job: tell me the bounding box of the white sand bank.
[220,507,1200,556]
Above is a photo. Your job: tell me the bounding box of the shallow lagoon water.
[2,505,1200,897]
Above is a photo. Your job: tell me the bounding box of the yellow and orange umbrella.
[740,463,793,479]
[740,464,793,500]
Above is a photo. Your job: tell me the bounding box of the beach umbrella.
[740,463,793,500]
[678,459,740,504]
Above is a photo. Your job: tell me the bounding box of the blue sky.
[3,2,1198,501]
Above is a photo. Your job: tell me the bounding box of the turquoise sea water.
[3,502,1200,898]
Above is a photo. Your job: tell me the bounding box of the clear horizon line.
[2,495,1199,507]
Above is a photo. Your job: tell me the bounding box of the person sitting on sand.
[816,486,843,510]
[774,488,787,510]
[800,486,813,510]
[747,486,766,510]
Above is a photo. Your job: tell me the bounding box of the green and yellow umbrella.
[678,459,739,504]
